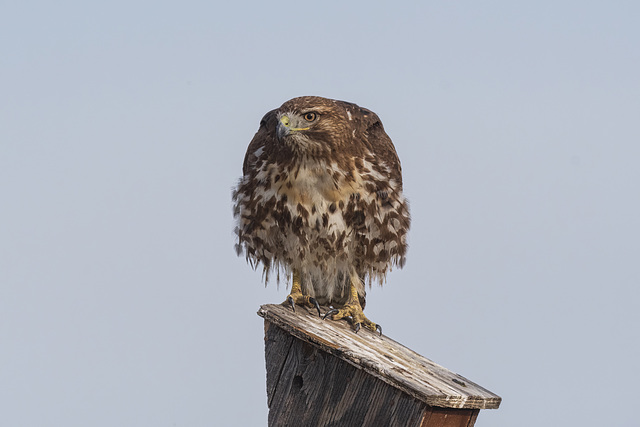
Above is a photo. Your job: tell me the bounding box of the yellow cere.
[280,115,309,131]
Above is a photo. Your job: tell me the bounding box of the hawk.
[233,96,410,333]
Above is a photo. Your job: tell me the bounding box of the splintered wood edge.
[258,304,502,410]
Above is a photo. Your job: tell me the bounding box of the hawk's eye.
[303,112,317,122]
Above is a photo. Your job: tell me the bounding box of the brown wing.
[333,101,404,190]
[242,109,278,176]
[360,108,404,191]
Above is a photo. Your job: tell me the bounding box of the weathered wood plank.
[258,304,501,411]
[265,321,479,427]
[420,407,480,427]
[264,321,296,408]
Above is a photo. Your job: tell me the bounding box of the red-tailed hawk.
[233,96,410,333]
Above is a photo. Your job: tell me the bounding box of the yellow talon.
[324,275,381,335]
[283,270,321,316]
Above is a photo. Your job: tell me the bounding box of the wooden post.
[258,304,501,427]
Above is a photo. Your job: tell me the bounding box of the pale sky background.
[2,1,639,426]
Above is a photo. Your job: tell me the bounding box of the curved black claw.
[376,324,382,336]
[309,297,321,317]
[354,322,361,334]
[323,308,339,320]
[287,295,295,312]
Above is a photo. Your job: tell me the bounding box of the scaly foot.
[323,276,381,335]
[282,270,321,317]
[285,291,321,317]
[324,304,381,335]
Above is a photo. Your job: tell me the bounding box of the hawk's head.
[274,96,370,157]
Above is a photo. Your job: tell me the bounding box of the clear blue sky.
[2,1,639,426]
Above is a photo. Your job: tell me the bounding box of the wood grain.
[266,322,429,426]
[258,304,501,411]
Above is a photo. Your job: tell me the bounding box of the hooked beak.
[277,115,309,142]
